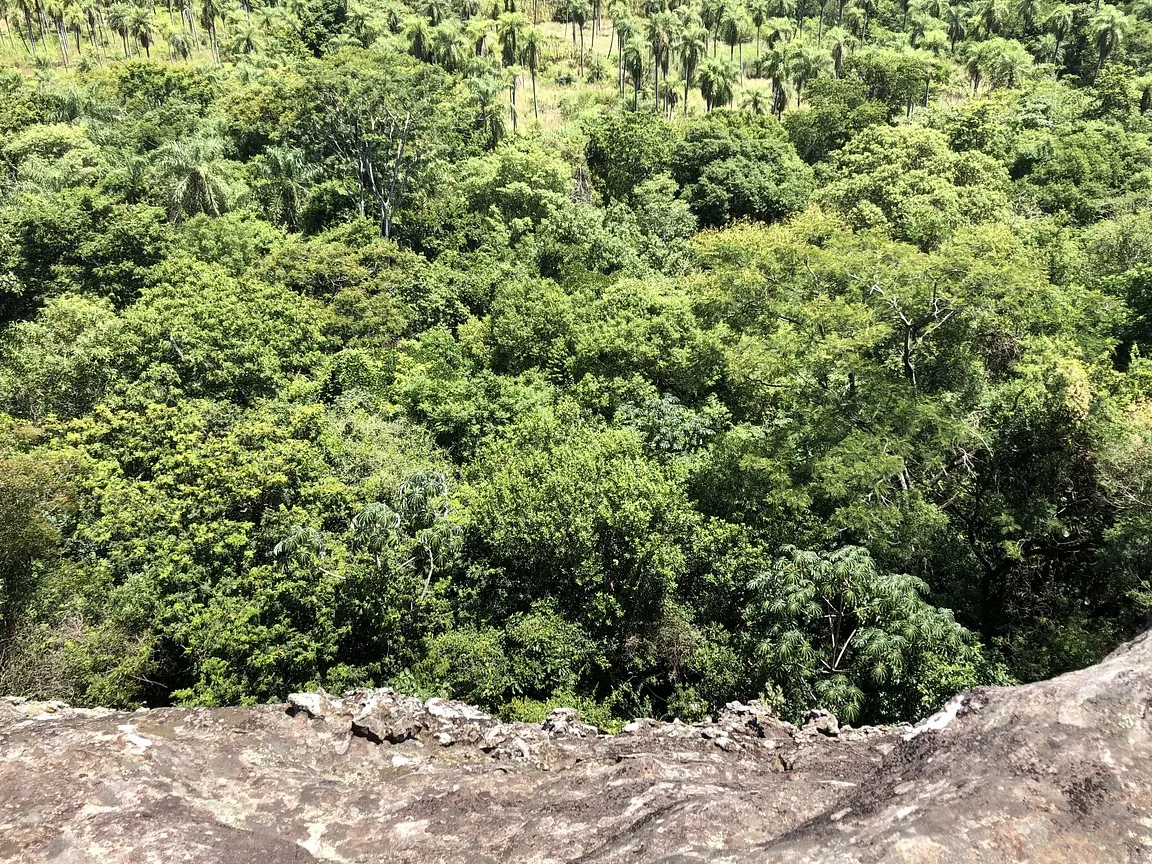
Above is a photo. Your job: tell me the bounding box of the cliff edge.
[3,631,1151,863]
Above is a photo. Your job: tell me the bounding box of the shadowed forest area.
[1,0,1151,728]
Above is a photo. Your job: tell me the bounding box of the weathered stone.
[4,631,1152,862]
[802,707,841,737]
[542,706,598,738]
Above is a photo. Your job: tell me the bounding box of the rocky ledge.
[3,631,1152,863]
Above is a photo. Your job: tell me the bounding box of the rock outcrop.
[3,631,1152,863]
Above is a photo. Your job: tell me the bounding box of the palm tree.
[152,137,232,221]
[736,14,753,75]
[423,0,447,24]
[853,0,878,38]
[972,0,1003,36]
[405,15,432,59]
[252,3,278,31]
[787,40,830,105]
[468,74,507,148]
[63,1,84,53]
[256,146,318,229]
[506,62,520,131]
[843,0,865,37]
[984,35,1032,86]
[228,17,259,54]
[907,7,930,45]
[815,0,831,44]
[824,25,851,75]
[763,15,792,47]
[1089,4,1130,78]
[4,0,22,53]
[647,10,676,109]
[794,0,807,34]
[129,5,154,56]
[432,18,467,70]
[719,1,742,57]
[613,9,636,94]
[168,27,193,58]
[107,1,130,56]
[622,39,645,108]
[45,0,70,67]
[0,0,14,51]
[964,39,990,92]
[763,43,790,113]
[747,0,770,56]
[199,0,223,62]
[14,0,38,59]
[1043,3,1072,64]
[564,0,589,74]
[607,0,626,57]
[496,9,526,67]
[345,3,370,45]
[701,0,725,50]
[180,0,200,49]
[519,25,544,117]
[741,84,771,112]
[679,20,707,111]
[698,55,738,108]
[1015,0,1039,35]
[465,16,489,54]
[86,0,107,58]
[383,0,404,33]
[943,0,967,49]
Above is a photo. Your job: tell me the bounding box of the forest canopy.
[1,0,1151,727]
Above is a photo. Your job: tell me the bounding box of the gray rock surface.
[3,630,1152,862]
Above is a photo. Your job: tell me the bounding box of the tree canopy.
[1,0,1151,727]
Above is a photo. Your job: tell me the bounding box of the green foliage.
[671,111,815,227]
[783,77,889,163]
[819,125,1011,248]
[463,403,692,641]
[745,546,1000,722]
[113,259,330,403]
[584,112,676,202]
[1013,122,1152,224]
[461,138,573,228]
[0,447,74,637]
[0,294,122,421]
[1,0,1151,730]
[0,189,170,322]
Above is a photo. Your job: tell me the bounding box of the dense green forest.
[1,0,1151,728]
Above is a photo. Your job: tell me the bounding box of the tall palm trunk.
[56,17,69,66]
[617,33,624,95]
[23,8,38,58]
[652,48,658,108]
[40,7,53,53]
